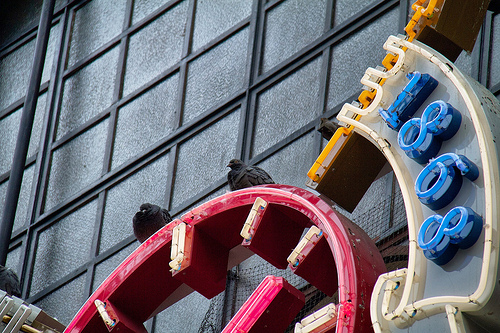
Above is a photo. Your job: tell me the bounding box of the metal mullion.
[235,0,262,160]
[0,0,56,266]
[33,4,75,221]
[84,191,107,298]
[175,61,188,129]
[102,0,133,175]
[235,93,250,160]
[470,24,483,82]
[236,0,261,161]
[252,0,266,82]
[480,11,493,87]
[325,0,334,31]
[242,0,264,161]
[314,47,333,156]
[148,317,156,333]
[245,0,261,88]
[399,0,411,33]
[243,90,258,161]
[264,0,283,11]
[182,0,196,59]
[165,144,178,212]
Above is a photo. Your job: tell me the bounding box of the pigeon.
[318,118,340,141]
[0,265,21,297]
[227,159,275,191]
[133,203,172,243]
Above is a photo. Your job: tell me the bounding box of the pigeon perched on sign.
[0,265,21,297]
[318,118,340,141]
[227,159,275,191]
[133,203,172,243]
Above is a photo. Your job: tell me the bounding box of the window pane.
[68,0,126,67]
[123,1,188,97]
[339,172,407,240]
[154,292,211,333]
[57,47,119,140]
[112,74,179,169]
[93,243,136,291]
[171,109,241,209]
[0,41,34,110]
[35,275,87,326]
[262,0,326,72]
[45,119,108,211]
[100,154,170,253]
[490,14,500,88]
[0,166,37,232]
[192,0,252,52]
[31,200,97,296]
[334,0,377,26]
[5,245,23,278]
[327,7,399,110]
[252,57,322,157]
[184,29,249,124]
[256,131,316,189]
[132,0,171,25]
[0,93,46,175]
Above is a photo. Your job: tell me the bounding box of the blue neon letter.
[415,153,479,210]
[398,100,462,164]
[418,206,483,265]
[378,71,438,130]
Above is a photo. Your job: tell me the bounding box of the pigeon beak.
[227,163,232,168]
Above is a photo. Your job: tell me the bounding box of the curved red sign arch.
[65,184,385,333]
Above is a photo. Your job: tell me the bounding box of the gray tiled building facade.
[0,0,499,331]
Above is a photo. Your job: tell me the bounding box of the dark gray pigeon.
[133,203,172,243]
[0,265,21,297]
[318,118,340,141]
[227,159,275,191]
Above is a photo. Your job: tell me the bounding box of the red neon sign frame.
[65,184,385,333]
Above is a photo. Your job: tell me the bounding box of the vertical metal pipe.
[0,0,56,266]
